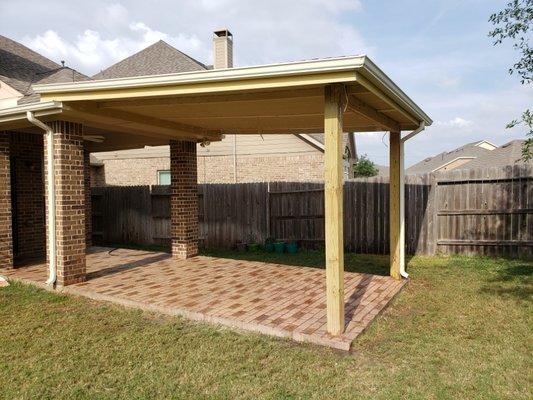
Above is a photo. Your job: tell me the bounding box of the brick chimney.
[213,29,233,69]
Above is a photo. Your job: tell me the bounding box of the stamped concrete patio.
[2,247,406,351]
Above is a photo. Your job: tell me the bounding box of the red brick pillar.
[44,121,86,286]
[0,132,13,269]
[170,140,198,259]
[84,148,92,248]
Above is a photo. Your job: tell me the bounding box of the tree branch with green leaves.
[489,0,532,160]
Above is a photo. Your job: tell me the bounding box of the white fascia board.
[431,157,475,172]
[360,58,433,126]
[33,56,367,94]
[0,101,64,124]
[297,134,325,152]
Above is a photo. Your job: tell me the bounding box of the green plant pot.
[274,242,285,254]
[264,242,275,253]
[286,242,298,254]
[248,243,261,253]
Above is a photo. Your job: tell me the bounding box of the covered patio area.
[2,247,405,350]
[0,55,431,347]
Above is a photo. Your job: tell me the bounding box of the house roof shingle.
[463,140,531,169]
[407,141,493,174]
[0,34,90,104]
[92,40,207,80]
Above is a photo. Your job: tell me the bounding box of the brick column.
[44,122,86,286]
[170,140,198,258]
[0,132,13,269]
[84,148,92,247]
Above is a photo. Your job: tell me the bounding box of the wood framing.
[39,71,357,102]
[65,105,222,142]
[389,131,401,279]
[97,87,325,109]
[346,95,401,131]
[324,83,345,335]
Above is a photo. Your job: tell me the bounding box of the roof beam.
[96,87,324,109]
[346,95,401,132]
[66,105,222,142]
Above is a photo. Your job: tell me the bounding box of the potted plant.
[286,238,298,254]
[247,233,261,253]
[264,237,275,253]
[274,240,285,254]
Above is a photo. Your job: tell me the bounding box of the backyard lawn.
[1,251,531,399]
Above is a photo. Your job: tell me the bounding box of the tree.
[353,154,378,178]
[489,0,532,160]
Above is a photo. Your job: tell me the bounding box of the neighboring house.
[0,35,89,106]
[90,132,357,185]
[407,140,498,175]
[89,31,357,186]
[407,139,531,175]
[462,139,530,169]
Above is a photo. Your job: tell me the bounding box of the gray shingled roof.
[407,141,493,174]
[0,35,90,104]
[463,140,531,169]
[92,40,207,80]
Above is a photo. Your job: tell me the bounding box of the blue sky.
[0,0,529,166]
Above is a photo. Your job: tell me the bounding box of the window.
[157,170,171,185]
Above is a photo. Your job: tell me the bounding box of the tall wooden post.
[399,139,406,276]
[389,131,401,279]
[324,84,345,335]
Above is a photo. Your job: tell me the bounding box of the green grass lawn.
[1,251,531,399]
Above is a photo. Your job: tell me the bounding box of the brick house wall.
[91,151,325,186]
[9,132,46,262]
[0,132,13,269]
[198,153,324,183]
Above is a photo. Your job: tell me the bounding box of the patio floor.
[1,247,406,351]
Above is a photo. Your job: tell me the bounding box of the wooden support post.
[324,84,345,335]
[389,131,401,279]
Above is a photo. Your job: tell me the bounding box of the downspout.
[26,112,56,286]
[399,121,425,278]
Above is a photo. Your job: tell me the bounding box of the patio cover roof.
[0,55,431,152]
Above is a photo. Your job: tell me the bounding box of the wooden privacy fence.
[91,165,533,257]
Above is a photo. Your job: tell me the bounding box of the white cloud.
[20,1,369,74]
[22,5,210,75]
[436,117,473,128]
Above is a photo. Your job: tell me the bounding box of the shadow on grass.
[480,262,533,300]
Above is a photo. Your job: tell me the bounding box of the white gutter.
[26,112,57,286]
[398,122,425,278]
[0,101,63,124]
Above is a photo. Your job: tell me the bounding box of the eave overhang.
[0,101,64,125]
[33,56,432,129]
